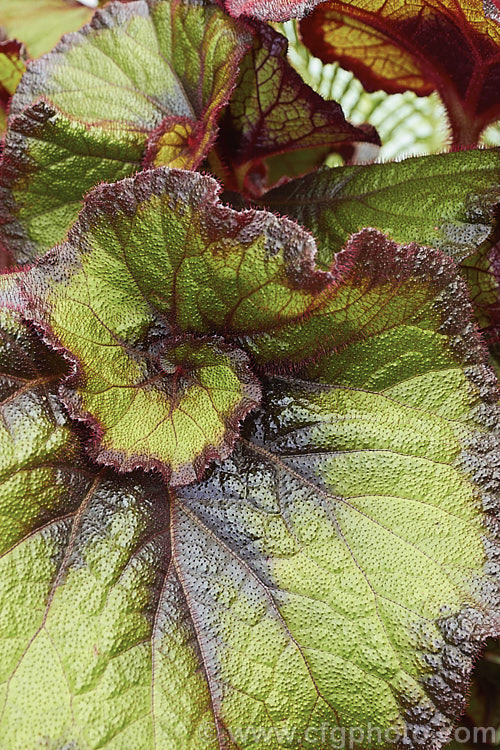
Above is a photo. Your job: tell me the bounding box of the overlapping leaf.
[11,168,330,484]
[216,24,379,197]
[300,0,500,146]
[0,0,253,260]
[281,18,450,162]
[243,226,500,372]
[260,149,500,267]
[0,301,172,747]
[0,0,497,746]
[175,357,500,748]
[0,303,81,554]
[1,209,499,747]
[11,163,500,481]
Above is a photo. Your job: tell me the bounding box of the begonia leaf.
[0,302,174,748]
[223,0,323,22]
[0,39,26,134]
[0,0,252,260]
[461,234,500,344]
[216,24,379,197]
[1,171,499,749]
[300,0,500,146]
[260,150,500,268]
[7,166,323,484]
[174,340,499,747]
[10,167,330,484]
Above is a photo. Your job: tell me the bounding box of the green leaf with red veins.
[242,226,499,372]
[11,167,335,484]
[216,24,379,198]
[0,305,82,555]
[300,0,500,147]
[0,301,175,748]
[260,150,500,268]
[1,172,500,748]
[11,165,500,479]
[0,0,252,261]
[257,150,500,368]
[173,249,500,748]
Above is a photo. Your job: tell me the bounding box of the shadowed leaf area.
[461,227,500,346]
[0,166,499,749]
[214,23,379,198]
[300,0,500,147]
[0,39,26,135]
[444,638,500,747]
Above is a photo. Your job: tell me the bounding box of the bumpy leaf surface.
[0,0,252,260]
[24,167,493,482]
[13,166,340,483]
[216,24,379,197]
[224,0,323,22]
[460,638,500,744]
[300,0,500,146]
[0,298,174,748]
[1,220,499,748]
[260,150,500,268]
[0,0,95,58]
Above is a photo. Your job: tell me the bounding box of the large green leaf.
[12,168,329,483]
[20,168,491,481]
[0,312,171,748]
[260,149,500,267]
[174,361,499,748]
[1,167,499,748]
[0,0,252,260]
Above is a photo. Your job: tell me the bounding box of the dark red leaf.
[301,0,500,147]
[215,24,379,197]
